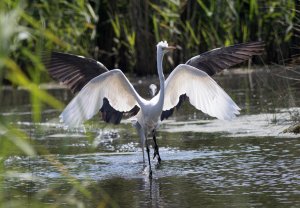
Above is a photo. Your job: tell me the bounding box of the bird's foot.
[153,151,157,160]
[153,147,162,164]
[153,152,161,164]
[157,156,161,164]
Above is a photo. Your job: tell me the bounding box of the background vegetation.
[0,0,299,207]
[1,0,299,77]
[96,0,299,75]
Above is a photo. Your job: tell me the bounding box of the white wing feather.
[163,64,240,120]
[60,69,142,127]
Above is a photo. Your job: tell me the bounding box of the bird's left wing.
[60,69,143,127]
[163,64,240,120]
[185,41,264,76]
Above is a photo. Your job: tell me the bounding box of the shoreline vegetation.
[1,1,299,78]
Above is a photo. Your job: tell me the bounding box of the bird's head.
[157,41,176,54]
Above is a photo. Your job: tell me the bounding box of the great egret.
[44,41,264,177]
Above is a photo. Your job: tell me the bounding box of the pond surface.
[1,68,300,207]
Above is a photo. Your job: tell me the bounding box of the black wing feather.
[43,52,109,93]
[185,41,265,76]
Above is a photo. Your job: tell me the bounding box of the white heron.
[44,41,264,177]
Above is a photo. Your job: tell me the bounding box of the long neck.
[156,49,165,106]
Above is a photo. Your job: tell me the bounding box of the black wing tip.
[43,50,110,93]
[241,41,265,55]
[45,51,109,71]
[232,40,265,47]
[185,41,265,76]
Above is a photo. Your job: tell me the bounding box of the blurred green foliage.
[0,0,99,207]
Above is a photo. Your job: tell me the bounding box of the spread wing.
[161,41,264,120]
[162,64,240,121]
[185,41,264,76]
[43,52,139,124]
[60,69,143,127]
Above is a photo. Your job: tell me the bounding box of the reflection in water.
[144,178,161,208]
[1,69,300,207]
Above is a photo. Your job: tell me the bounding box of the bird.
[44,41,264,177]
[149,84,158,97]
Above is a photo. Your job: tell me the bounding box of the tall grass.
[92,0,297,75]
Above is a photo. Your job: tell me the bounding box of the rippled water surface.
[1,69,300,207]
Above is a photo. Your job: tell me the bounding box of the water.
[1,68,300,207]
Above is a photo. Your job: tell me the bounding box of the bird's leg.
[140,131,145,164]
[145,137,152,178]
[141,141,145,164]
[152,130,161,164]
[135,122,145,164]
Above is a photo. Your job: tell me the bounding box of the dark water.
[1,68,300,207]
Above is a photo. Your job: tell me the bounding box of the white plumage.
[60,69,144,127]
[163,64,240,120]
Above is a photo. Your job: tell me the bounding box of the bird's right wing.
[60,69,143,127]
[163,64,240,120]
[185,41,264,76]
